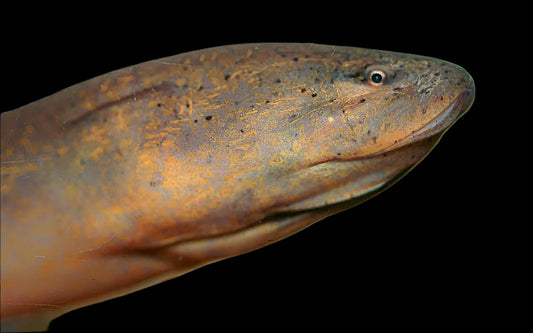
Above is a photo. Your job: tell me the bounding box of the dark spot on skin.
[367,130,371,135]
[337,153,341,156]
[150,180,157,187]
[422,108,427,114]
[330,99,335,103]
[343,72,359,78]
[205,115,213,121]
[157,103,163,107]
[294,133,298,137]
[265,100,270,104]
[194,119,198,123]
[293,57,299,61]
[186,102,190,108]
[360,98,366,103]
[311,93,317,97]
[225,74,231,80]
[240,129,244,133]
[301,88,306,93]
[342,110,346,114]
[198,85,203,91]
[275,78,281,83]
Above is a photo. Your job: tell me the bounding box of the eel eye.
[367,69,386,86]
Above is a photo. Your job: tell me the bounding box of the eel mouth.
[410,83,475,141]
[369,80,475,157]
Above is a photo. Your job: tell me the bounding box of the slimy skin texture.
[0,43,474,331]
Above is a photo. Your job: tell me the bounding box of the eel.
[0,43,474,331]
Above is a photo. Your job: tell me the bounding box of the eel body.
[0,43,474,331]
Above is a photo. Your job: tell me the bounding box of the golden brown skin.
[0,43,474,331]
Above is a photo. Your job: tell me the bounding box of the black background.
[1,4,518,332]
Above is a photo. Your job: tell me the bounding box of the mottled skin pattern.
[0,43,474,331]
